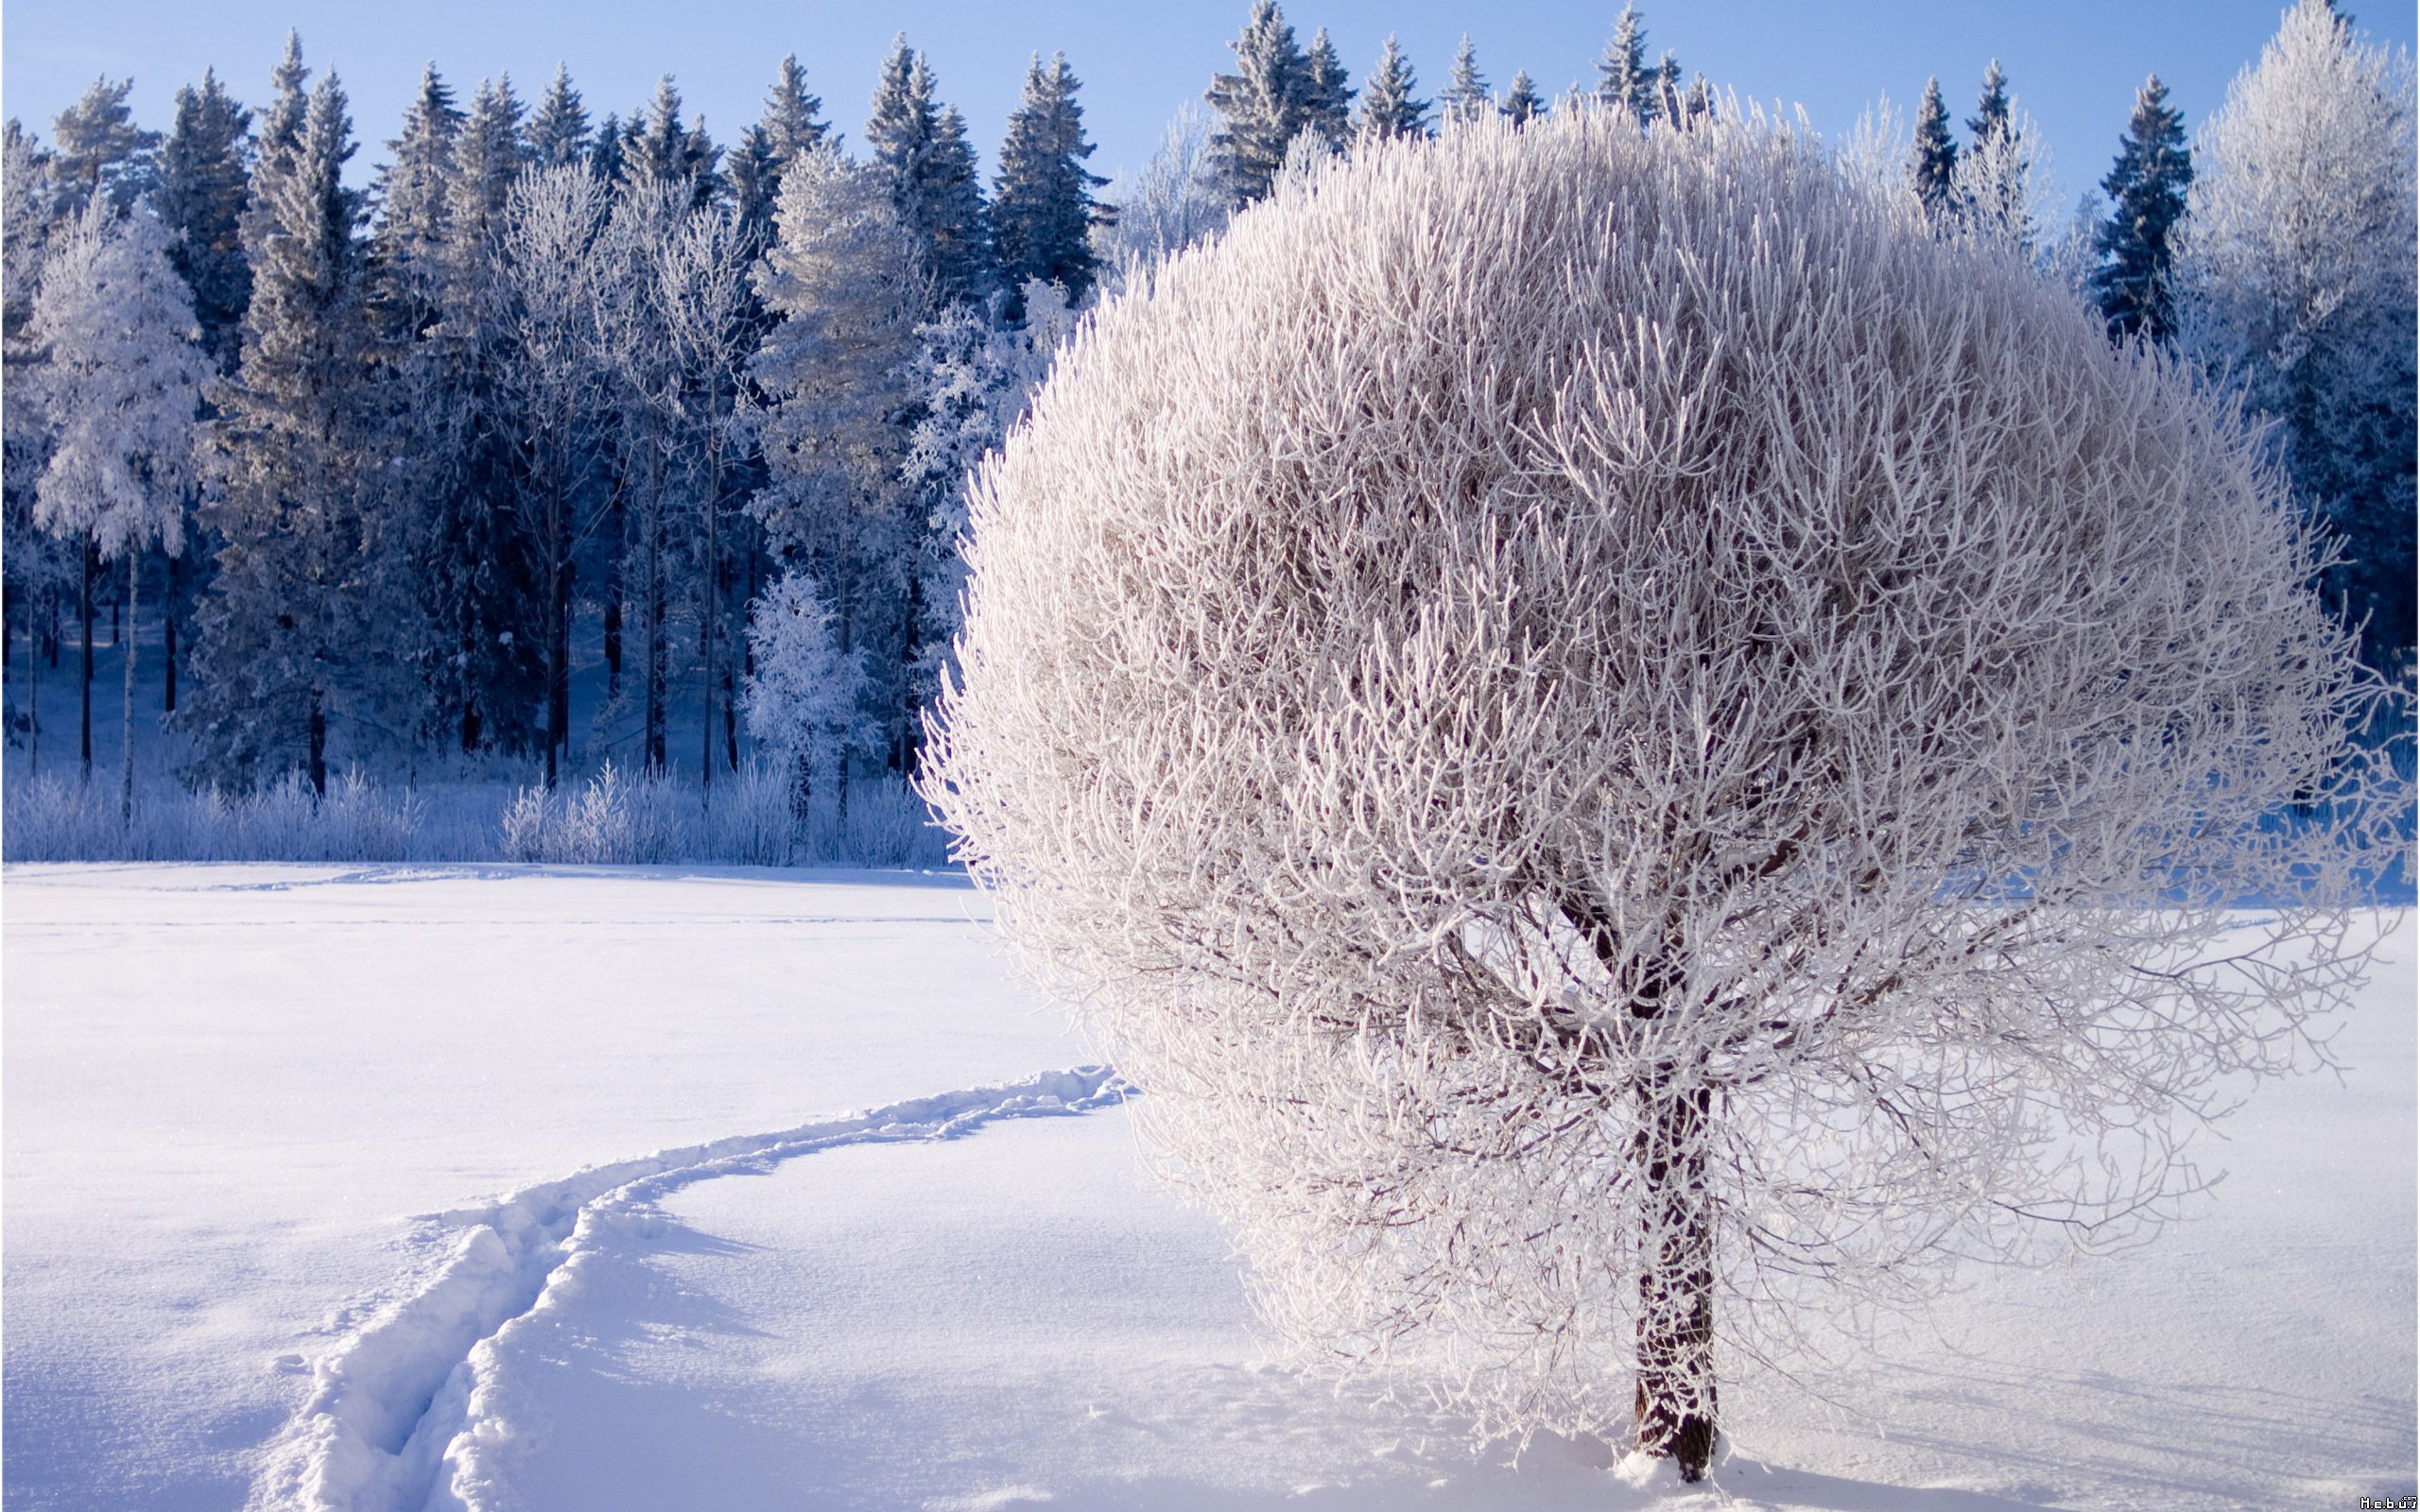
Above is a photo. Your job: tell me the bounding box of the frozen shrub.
[924,105,2407,1472]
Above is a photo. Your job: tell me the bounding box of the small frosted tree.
[742,568,866,822]
[30,197,211,812]
[924,108,2403,1481]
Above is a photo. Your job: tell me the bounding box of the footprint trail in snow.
[246,1066,1127,1512]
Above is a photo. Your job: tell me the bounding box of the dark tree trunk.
[164,556,179,714]
[1634,1074,1717,1481]
[306,683,327,799]
[80,537,95,776]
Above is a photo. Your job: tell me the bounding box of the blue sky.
[6,1,2412,213]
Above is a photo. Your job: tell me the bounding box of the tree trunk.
[544,482,566,791]
[1634,1074,1717,1481]
[307,682,327,799]
[164,555,179,714]
[80,537,95,777]
[699,439,718,794]
[643,444,666,774]
[121,554,140,821]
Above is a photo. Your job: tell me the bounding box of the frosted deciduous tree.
[925,107,2404,1480]
[29,198,211,811]
[498,163,611,786]
[2175,0,2418,679]
[741,568,865,820]
[1098,103,1231,273]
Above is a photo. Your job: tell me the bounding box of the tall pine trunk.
[1634,1073,1717,1481]
[644,442,666,774]
[121,553,140,821]
[699,433,718,794]
[544,471,569,790]
[306,682,327,799]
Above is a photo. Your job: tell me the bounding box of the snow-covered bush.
[923,104,2405,1474]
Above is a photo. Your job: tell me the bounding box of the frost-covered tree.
[497,163,612,786]
[2176,0,2417,679]
[2090,76,2192,346]
[4,121,65,754]
[1597,5,1655,123]
[50,77,158,212]
[748,144,926,799]
[1907,77,1959,223]
[760,55,828,170]
[867,39,992,308]
[992,53,1106,310]
[1440,37,1491,129]
[526,64,591,169]
[29,198,210,810]
[741,567,866,818]
[1955,62,2046,250]
[1500,72,1545,128]
[1206,1,1313,206]
[1301,28,1354,151]
[924,108,2404,1481]
[156,71,252,371]
[1355,37,1429,147]
[375,62,461,307]
[190,72,397,793]
[1096,103,1231,274]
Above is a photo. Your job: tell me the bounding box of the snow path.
[246,1067,1127,1512]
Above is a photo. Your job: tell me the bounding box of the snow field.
[3,865,2413,1510]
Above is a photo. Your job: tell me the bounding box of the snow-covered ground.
[4,865,2412,1510]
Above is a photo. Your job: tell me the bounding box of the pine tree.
[526,64,590,169]
[1683,73,1714,128]
[1654,52,1684,127]
[28,198,211,809]
[1302,28,1354,150]
[3,122,69,762]
[992,53,1106,309]
[589,112,627,186]
[2177,0,2418,677]
[1954,63,2042,251]
[1909,77,1960,224]
[1355,36,1428,146]
[1206,1,1312,206]
[50,77,159,211]
[1597,5,1654,122]
[1500,71,1545,128]
[748,144,925,801]
[727,125,782,250]
[156,71,253,373]
[761,54,827,170]
[1440,37,1490,129]
[628,77,692,195]
[375,62,462,300]
[2090,76,2191,346]
[190,72,396,793]
[866,39,992,307]
[682,114,725,209]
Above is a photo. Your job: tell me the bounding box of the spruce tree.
[589,112,627,185]
[993,53,1105,309]
[628,77,691,193]
[1356,36,1428,146]
[50,77,158,211]
[2092,75,2191,346]
[1441,37,1490,129]
[1654,52,1684,127]
[727,126,781,250]
[1909,77,1960,224]
[526,64,591,169]
[1501,71,1545,127]
[1958,61,2038,249]
[866,38,992,307]
[1597,5,1654,122]
[190,73,394,793]
[1968,60,2012,147]
[1302,28,1354,150]
[373,61,461,335]
[761,54,828,170]
[1206,1,1311,206]
[682,114,725,209]
[156,70,252,372]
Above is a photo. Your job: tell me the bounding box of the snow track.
[244,1067,1127,1512]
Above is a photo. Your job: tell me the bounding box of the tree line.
[1,0,2410,815]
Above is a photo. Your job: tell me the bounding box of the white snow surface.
[4,865,2413,1511]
